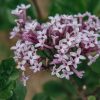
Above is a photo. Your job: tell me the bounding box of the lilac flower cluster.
[10,4,100,85]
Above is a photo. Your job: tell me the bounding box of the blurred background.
[0,0,100,100]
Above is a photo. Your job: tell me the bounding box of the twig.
[77,88,87,100]
[31,0,43,19]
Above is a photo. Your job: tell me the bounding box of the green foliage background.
[0,0,100,100]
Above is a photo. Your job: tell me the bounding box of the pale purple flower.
[11,40,22,50]
[25,20,38,31]
[69,57,78,69]
[10,26,20,39]
[50,59,61,64]
[37,29,47,40]
[55,41,69,53]
[51,65,57,76]
[70,48,86,64]
[71,67,84,78]
[59,63,71,72]
[48,14,61,24]
[61,69,73,79]
[17,60,26,71]
[62,33,75,46]
[88,54,99,65]
[23,50,40,65]
[11,4,31,15]
[17,4,31,9]
[54,53,68,62]
[10,5,100,84]
[35,29,47,48]
[52,22,66,33]
[11,40,42,72]
[30,62,42,73]
[35,39,45,48]
[51,65,64,78]
[21,72,29,86]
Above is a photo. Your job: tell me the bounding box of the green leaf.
[49,0,100,17]
[87,0,99,12]
[14,82,26,100]
[91,57,100,74]
[94,0,100,16]
[0,82,15,100]
[43,81,65,97]
[37,50,52,58]
[61,79,77,95]
[9,70,19,81]
[88,95,96,100]
[33,93,51,100]
[0,58,20,100]
[0,88,13,100]
[37,50,47,58]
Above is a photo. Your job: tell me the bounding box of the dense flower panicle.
[11,40,42,72]
[10,4,100,85]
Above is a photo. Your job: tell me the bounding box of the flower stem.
[31,0,43,19]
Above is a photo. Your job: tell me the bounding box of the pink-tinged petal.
[56,72,61,78]
[50,59,60,64]
[67,61,72,65]
[67,41,71,46]
[88,61,92,66]
[35,43,42,47]
[76,71,84,78]
[30,66,35,70]
[22,72,29,86]
[65,75,70,80]
[66,66,70,71]
[56,65,65,72]
[70,52,76,56]
[30,59,34,65]
[39,62,42,67]
[11,46,17,50]
[71,67,84,78]
[33,55,40,59]
[20,66,26,71]
[54,54,60,58]
[62,69,73,79]
[18,4,31,9]
[63,55,68,59]
[77,48,81,54]
[44,44,53,49]
[23,56,29,60]
[51,65,57,75]
[74,64,77,69]
[22,60,26,65]
[17,64,25,71]
[80,55,86,59]
[55,45,59,49]
[60,49,65,53]
[90,43,95,47]
[27,51,32,56]
[75,58,80,64]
